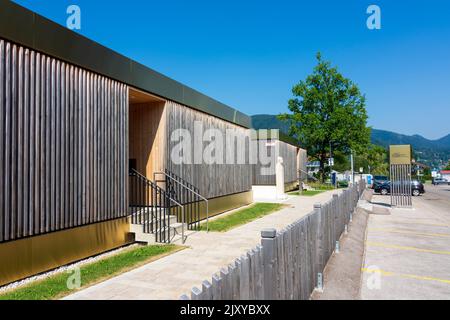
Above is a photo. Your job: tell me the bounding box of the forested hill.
[251,114,450,167]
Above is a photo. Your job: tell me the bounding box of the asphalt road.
[361,188,450,300]
[422,184,450,210]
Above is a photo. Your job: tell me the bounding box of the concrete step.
[131,222,187,244]
[129,207,166,220]
[131,215,178,229]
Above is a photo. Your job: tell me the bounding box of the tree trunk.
[319,154,327,183]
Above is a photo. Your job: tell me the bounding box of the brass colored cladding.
[0,218,131,287]
[177,191,253,223]
[389,145,412,165]
[284,181,299,192]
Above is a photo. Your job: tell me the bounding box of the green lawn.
[308,182,336,190]
[201,203,286,232]
[288,190,325,196]
[0,244,182,300]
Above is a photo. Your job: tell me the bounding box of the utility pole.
[329,141,334,188]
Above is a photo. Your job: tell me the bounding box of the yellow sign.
[389,145,412,165]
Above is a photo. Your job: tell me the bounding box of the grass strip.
[0,244,182,300]
[288,190,325,196]
[201,203,286,232]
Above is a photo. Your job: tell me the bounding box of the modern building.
[0,1,306,286]
[251,130,307,200]
[307,161,321,175]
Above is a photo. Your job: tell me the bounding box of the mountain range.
[251,114,450,168]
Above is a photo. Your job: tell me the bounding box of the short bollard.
[261,228,277,300]
[345,224,348,234]
[335,240,340,253]
[350,213,353,223]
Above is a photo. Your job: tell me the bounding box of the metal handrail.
[298,168,319,182]
[129,169,186,243]
[168,198,186,244]
[154,171,210,232]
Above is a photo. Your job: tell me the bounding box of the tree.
[444,161,450,170]
[330,145,388,176]
[279,53,371,181]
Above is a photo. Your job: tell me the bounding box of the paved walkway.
[361,193,450,300]
[65,190,339,300]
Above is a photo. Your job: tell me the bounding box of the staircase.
[128,169,207,244]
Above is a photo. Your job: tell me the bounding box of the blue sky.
[13,0,450,139]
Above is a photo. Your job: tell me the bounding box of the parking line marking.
[382,221,450,228]
[369,228,450,238]
[366,241,450,255]
[361,268,450,285]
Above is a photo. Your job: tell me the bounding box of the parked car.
[374,180,425,196]
[371,175,389,189]
[432,178,450,185]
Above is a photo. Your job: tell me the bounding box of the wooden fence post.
[314,203,323,287]
[191,286,203,300]
[220,267,231,300]
[202,280,213,300]
[255,245,264,300]
[261,228,277,300]
[333,194,339,241]
[239,255,250,300]
[212,273,222,300]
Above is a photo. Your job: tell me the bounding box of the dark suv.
[374,180,425,196]
[372,175,389,189]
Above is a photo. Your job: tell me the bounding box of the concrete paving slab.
[64,190,340,300]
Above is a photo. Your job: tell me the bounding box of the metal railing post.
[154,171,209,232]
[206,201,209,232]
[181,205,185,243]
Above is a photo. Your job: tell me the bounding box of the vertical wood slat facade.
[129,101,167,180]
[165,101,252,199]
[252,140,300,186]
[0,38,129,243]
[297,148,307,181]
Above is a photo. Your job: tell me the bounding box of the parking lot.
[361,184,450,299]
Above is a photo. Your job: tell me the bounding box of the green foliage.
[279,53,370,181]
[332,144,388,176]
[201,203,285,232]
[332,150,351,172]
[337,180,349,188]
[361,144,389,175]
[0,244,180,300]
[422,167,431,176]
[308,182,335,190]
[288,190,325,196]
[444,161,450,170]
